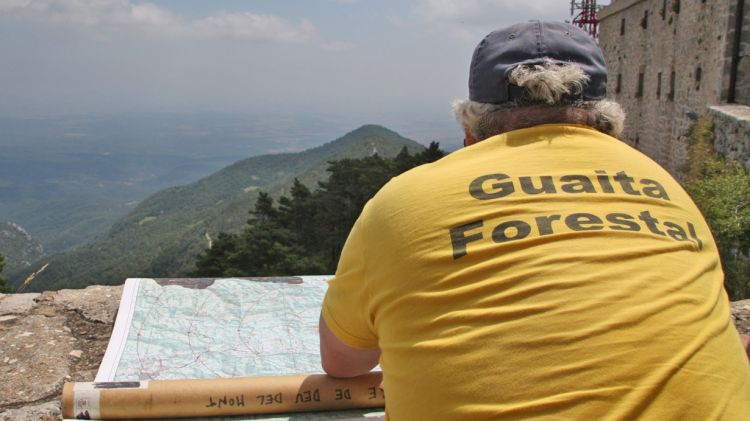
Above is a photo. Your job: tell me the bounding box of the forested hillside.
[193,143,445,276]
[16,125,427,291]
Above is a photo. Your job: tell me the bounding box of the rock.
[0,400,61,421]
[731,299,750,334]
[0,315,17,323]
[54,285,123,324]
[38,291,57,302]
[0,293,40,315]
[0,314,73,406]
[36,304,57,317]
[69,350,82,359]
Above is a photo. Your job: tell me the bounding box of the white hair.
[591,100,626,137]
[453,60,625,140]
[509,60,589,104]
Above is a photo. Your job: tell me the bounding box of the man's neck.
[475,105,600,141]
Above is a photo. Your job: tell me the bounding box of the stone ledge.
[709,104,750,121]
[0,285,121,420]
[0,401,60,421]
[54,285,122,324]
[0,293,40,315]
[708,103,750,167]
[0,285,748,420]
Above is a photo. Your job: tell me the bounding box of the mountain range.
[12,124,426,292]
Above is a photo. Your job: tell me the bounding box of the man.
[319,21,750,419]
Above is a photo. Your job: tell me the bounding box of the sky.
[0,1,604,125]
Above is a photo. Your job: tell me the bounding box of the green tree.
[684,119,750,299]
[394,146,417,173]
[278,179,318,251]
[250,192,279,224]
[239,191,324,275]
[193,232,240,276]
[414,141,446,165]
[0,253,11,293]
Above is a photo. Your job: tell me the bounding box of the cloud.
[386,14,408,28]
[191,12,316,42]
[415,0,570,40]
[321,40,354,51]
[0,0,33,11]
[0,0,318,42]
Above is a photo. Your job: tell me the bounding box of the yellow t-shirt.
[322,125,750,420]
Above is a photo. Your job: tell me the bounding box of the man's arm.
[319,313,381,378]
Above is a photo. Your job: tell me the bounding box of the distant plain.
[0,112,458,255]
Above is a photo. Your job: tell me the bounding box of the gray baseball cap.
[469,20,607,104]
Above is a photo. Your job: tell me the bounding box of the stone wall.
[598,0,735,176]
[731,0,750,104]
[709,104,750,165]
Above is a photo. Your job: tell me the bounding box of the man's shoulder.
[363,152,465,220]
[378,151,464,195]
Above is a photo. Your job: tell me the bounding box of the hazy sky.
[0,0,601,120]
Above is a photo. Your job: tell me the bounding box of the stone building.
[598,0,750,176]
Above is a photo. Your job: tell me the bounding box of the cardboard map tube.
[62,372,384,420]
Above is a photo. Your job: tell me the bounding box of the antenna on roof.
[570,0,600,39]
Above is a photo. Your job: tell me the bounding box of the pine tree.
[0,253,11,293]
[193,233,240,276]
[415,141,446,164]
[278,179,317,251]
[249,192,278,224]
[394,146,416,173]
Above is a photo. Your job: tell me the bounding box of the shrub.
[684,119,750,299]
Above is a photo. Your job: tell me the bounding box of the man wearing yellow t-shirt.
[320,21,750,419]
